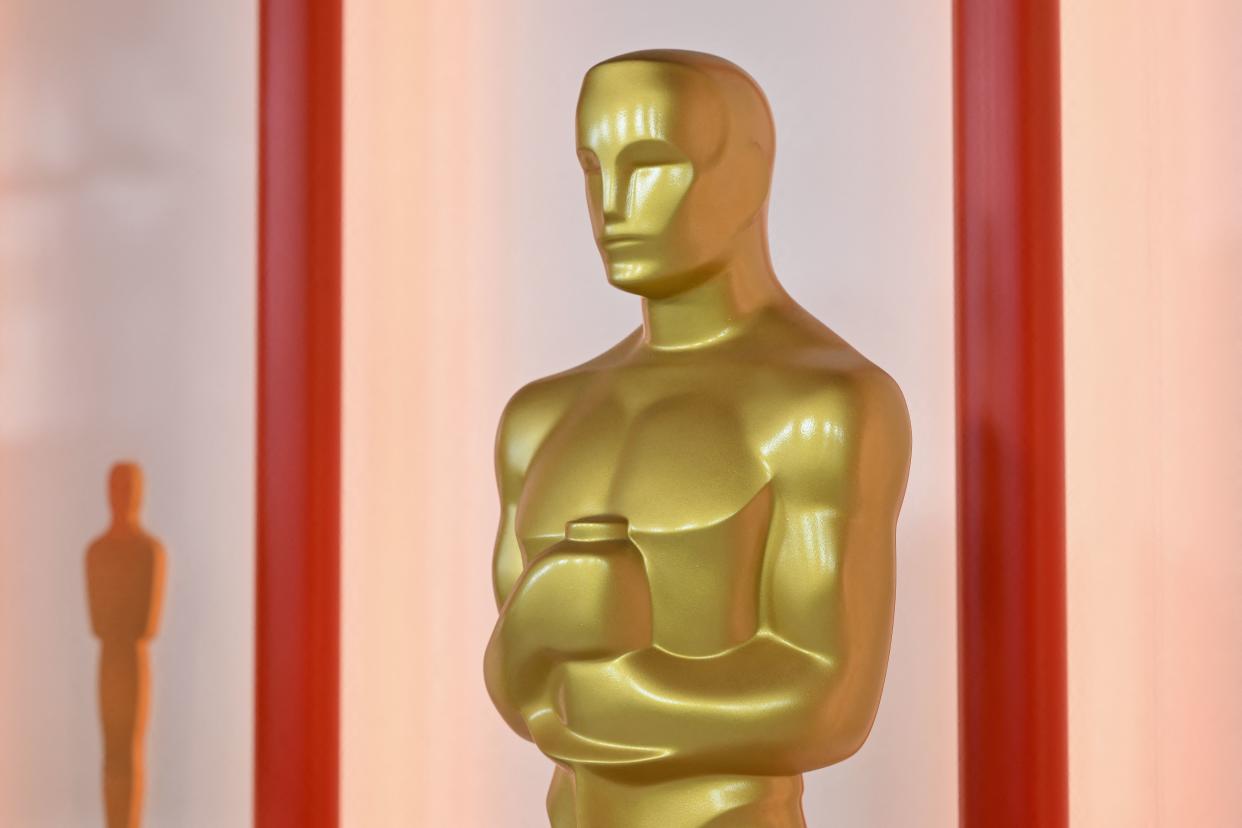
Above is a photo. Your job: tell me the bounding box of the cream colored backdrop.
[0,1,256,825]
[1063,2,1242,826]
[341,1,956,826]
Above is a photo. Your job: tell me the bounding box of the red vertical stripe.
[954,2,1068,826]
[257,1,341,826]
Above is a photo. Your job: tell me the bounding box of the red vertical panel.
[954,2,1067,827]
[257,1,341,826]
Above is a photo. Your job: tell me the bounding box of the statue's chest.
[516,391,772,654]
[519,392,769,538]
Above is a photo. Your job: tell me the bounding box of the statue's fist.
[484,516,652,726]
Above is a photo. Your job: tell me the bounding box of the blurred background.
[0,1,1237,826]
[0,1,256,826]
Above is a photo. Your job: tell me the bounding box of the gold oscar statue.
[484,50,911,827]
[86,462,167,828]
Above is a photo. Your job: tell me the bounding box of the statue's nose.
[600,169,626,222]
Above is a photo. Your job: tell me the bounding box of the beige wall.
[1063,2,1242,826]
[342,1,956,825]
[0,1,256,825]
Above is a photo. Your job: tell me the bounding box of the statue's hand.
[484,531,653,734]
[521,660,667,766]
[507,539,652,658]
[547,652,657,752]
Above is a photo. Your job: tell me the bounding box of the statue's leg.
[546,766,578,827]
[720,776,806,828]
[100,645,146,828]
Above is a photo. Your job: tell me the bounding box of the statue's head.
[108,461,143,524]
[576,50,775,299]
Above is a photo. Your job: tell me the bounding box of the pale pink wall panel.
[1063,5,1162,825]
[1064,2,1242,826]
[1152,6,1242,824]
[342,1,523,825]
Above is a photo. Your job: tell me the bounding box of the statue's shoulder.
[757,335,910,496]
[85,529,165,566]
[497,328,641,459]
[758,306,909,436]
[85,534,108,567]
[140,531,167,561]
[503,330,635,422]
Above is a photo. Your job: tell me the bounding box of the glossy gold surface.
[483,50,911,827]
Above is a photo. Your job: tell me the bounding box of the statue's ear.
[746,139,774,202]
[725,140,773,231]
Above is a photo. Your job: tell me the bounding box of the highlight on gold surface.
[483,50,911,827]
[86,462,167,828]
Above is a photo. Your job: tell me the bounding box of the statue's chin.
[606,262,710,300]
[605,261,666,297]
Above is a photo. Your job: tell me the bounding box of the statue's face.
[576,61,767,298]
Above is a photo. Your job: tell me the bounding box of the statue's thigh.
[99,650,143,735]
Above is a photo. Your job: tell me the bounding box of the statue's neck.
[641,223,784,351]
[108,515,141,535]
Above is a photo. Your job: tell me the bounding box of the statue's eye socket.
[631,159,680,171]
[619,139,687,170]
